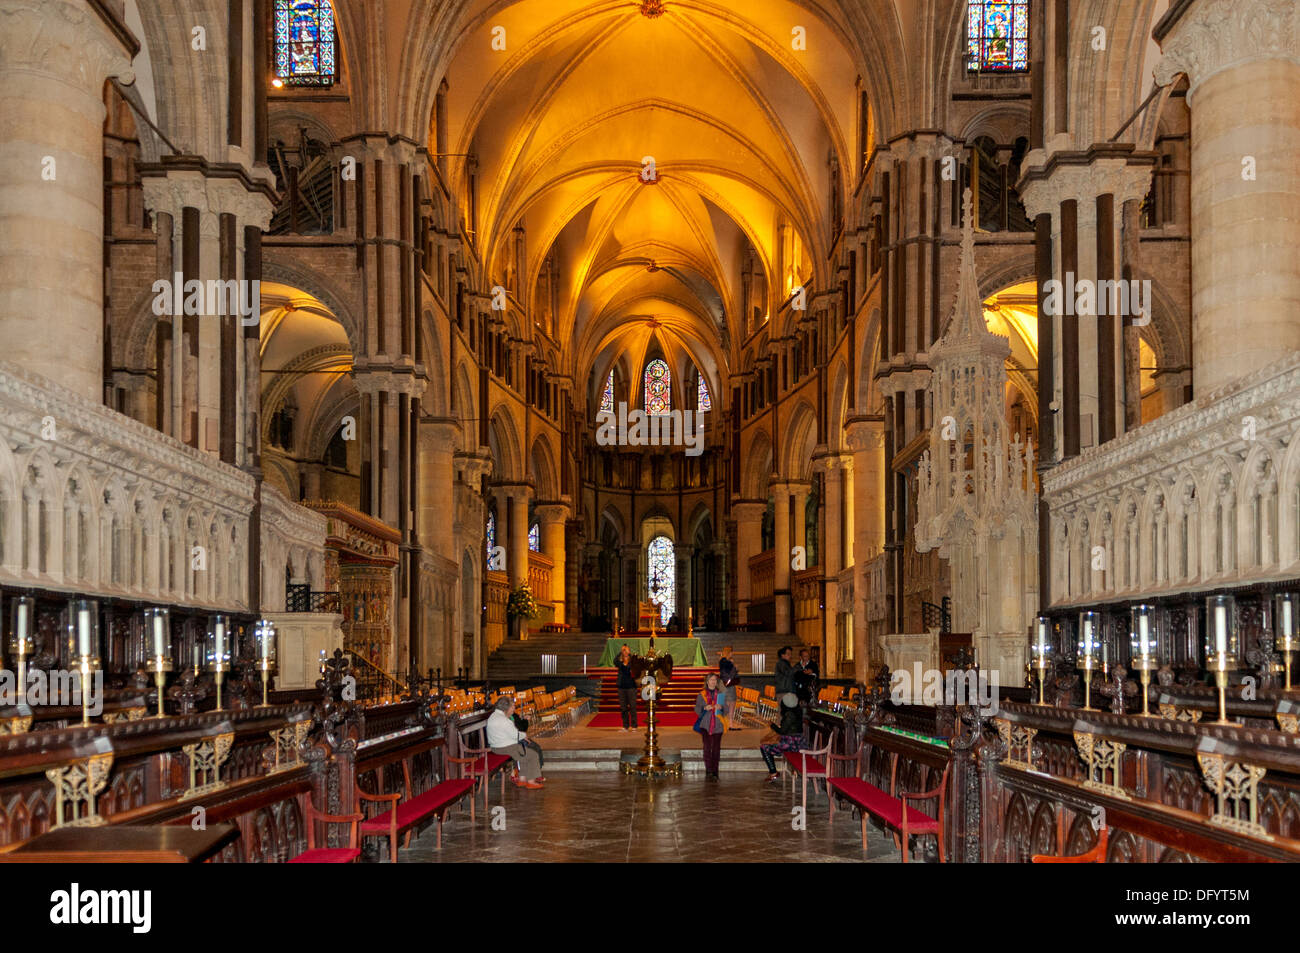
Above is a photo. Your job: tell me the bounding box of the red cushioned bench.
[449,747,514,811]
[289,803,363,864]
[357,764,477,859]
[827,747,949,863]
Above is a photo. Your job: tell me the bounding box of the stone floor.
[402,771,907,863]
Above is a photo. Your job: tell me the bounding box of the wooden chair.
[1032,828,1109,863]
[783,732,832,815]
[289,802,363,863]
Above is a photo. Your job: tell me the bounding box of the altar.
[597,636,707,667]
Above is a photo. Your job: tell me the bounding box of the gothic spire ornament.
[915,188,1038,682]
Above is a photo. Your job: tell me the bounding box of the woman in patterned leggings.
[759,693,804,782]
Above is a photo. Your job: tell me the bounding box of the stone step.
[540,746,771,774]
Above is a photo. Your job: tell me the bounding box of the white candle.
[77,608,92,657]
[260,625,272,660]
[1214,605,1228,655]
[1138,615,1149,653]
[16,602,28,644]
[1102,639,1109,667]
[1036,621,1047,657]
[214,621,225,660]
[1284,600,1293,638]
[193,643,202,670]
[1082,618,1093,654]
[153,615,166,658]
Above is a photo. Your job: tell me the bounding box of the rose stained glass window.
[644,359,671,415]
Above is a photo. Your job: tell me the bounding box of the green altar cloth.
[597,637,708,667]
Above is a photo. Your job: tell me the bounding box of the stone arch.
[781,400,818,481]
[486,406,523,483]
[742,428,774,500]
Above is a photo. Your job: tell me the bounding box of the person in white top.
[486,696,544,788]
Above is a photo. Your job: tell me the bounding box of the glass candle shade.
[1131,604,1158,659]
[1078,611,1102,663]
[1276,592,1299,654]
[253,619,277,664]
[206,614,232,670]
[142,607,172,665]
[8,595,35,658]
[66,598,100,660]
[1033,615,1051,663]
[1204,594,1238,666]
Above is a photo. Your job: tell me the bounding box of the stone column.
[620,543,641,629]
[0,0,134,400]
[301,463,324,501]
[846,418,885,682]
[1156,0,1300,394]
[503,485,531,589]
[772,482,792,635]
[732,501,765,624]
[674,541,693,626]
[790,481,810,561]
[535,503,569,620]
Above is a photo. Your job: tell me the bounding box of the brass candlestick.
[1081,656,1096,711]
[1136,658,1154,717]
[147,655,172,718]
[1036,656,1049,705]
[259,659,274,707]
[1211,662,1232,725]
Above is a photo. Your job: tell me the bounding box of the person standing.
[615,643,638,731]
[695,673,726,780]
[718,646,741,730]
[774,645,795,695]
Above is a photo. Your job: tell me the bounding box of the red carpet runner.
[586,711,701,729]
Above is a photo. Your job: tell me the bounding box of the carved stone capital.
[0,0,135,93]
[845,418,885,452]
[1019,159,1153,221]
[730,500,767,523]
[141,170,274,232]
[1155,0,1300,102]
[534,503,570,525]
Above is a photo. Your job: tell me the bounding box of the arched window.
[528,523,540,552]
[644,359,671,415]
[274,0,337,87]
[647,535,675,625]
[967,0,1028,71]
[697,375,712,412]
[600,370,615,413]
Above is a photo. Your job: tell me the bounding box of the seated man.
[486,696,544,789]
[758,693,805,783]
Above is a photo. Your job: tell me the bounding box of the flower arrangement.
[506,584,540,620]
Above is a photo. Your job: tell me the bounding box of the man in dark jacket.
[615,644,638,730]
[773,646,795,695]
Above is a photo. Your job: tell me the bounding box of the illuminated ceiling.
[442,0,858,390]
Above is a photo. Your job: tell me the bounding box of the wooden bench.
[289,803,363,863]
[449,747,514,811]
[358,775,475,856]
[827,743,949,862]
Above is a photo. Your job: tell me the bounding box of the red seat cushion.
[828,778,938,832]
[361,778,476,833]
[288,848,360,864]
[462,753,512,776]
[782,751,827,776]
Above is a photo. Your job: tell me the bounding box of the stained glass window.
[485,511,496,559]
[529,523,540,552]
[697,375,711,412]
[274,0,337,87]
[644,359,671,415]
[600,370,615,413]
[647,535,675,626]
[968,1,1029,71]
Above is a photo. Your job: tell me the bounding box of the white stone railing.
[0,358,254,609]
[1042,352,1300,607]
[260,483,330,612]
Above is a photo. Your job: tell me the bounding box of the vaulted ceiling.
[440,0,860,391]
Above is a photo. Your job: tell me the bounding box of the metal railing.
[286,584,341,613]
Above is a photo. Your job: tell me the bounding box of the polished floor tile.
[401,772,907,863]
